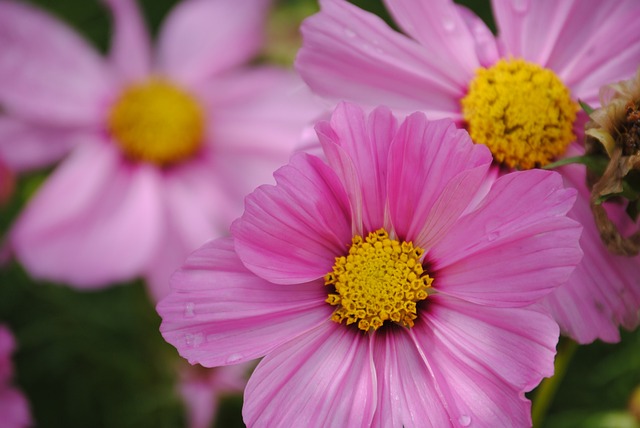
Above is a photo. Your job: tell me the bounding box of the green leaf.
[543,155,608,175]
[579,99,596,115]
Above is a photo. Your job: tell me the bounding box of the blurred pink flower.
[158,103,582,427]
[296,0,640,344]
[0,325,31,428]
[0,0,320,299]
[179,363,249,428]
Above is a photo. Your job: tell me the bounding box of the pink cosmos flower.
[0,325,31,428]
[295,0,640,344]
[158,103,582,427]
[0,0,320,299]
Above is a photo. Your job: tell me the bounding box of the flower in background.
[0,0,320,299]
[179,363,249,428]
[0,325,31,428]
[158,103,582,427]
[296,0,640,344]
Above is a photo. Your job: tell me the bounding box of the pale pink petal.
[201,68,320,157]
[492,0,583,65]
[0,388,31,428]
[103,0,152,81]
[156,0,271,86]
[158,238,331,367]
[231,153,353,285]
[0,1,115,126]
[544,162,640,344]
[244,322,376,428]
[296,0,465,118]
[455,5,500,67]
[316,103,398,235]
[382,0,484,72]
[406,295,558,427]
[200,68,323,201]
[386,114,491,247]
[430,169,582,307]
[145,155,233,301]
[11,141,163,287]
[371,329,450,427]
[492,0,640,104]
[0,117,80,172]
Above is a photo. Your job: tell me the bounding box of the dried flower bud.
[585,68,640,256]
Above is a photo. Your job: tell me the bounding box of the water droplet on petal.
[226,354,243,364]
[184,332,204,348]
[184,302,195,318]
[344,28,356,38]
[458,415,471,426]
[442,18,456,32]
[512,0,529,13]
[487,231,500,242]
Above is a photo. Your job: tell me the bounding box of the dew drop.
[184,332,204,348]
[226,353,243,364]
[442,18,456,32]
[511,0,529,13]
[184,302,195,318]
[344,28,357,38]
[458,415,471,426]
[487,231,500,242]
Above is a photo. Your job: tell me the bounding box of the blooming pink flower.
[0,0,320,299]
[0,325,31,428]
[296,0,640,344]
[158,103,582,427]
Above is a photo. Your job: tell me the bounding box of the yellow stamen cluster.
[462,59,577,170]
[325,228,433,332]
[108,79,204,166]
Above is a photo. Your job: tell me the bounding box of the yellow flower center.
[108,79,205,166]
[324,228,433,332]
[461,59,577,169]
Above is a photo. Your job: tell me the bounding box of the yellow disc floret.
[108,78,204,166]
[325,228,433,332]
[462,59,577,170]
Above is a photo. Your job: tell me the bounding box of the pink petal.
[0,388,31,428]
[406,295,558,427]
[370,329,451,427]
[455,5,500,67]
[543,162,640,344]
[0,116,79,172]
[492,0,582,65]
[0,1,115,126]
[145,155,234,301]
[102,0,152,81]
[382,0,484,73]
[386,114,491,247]
[200,68,323,200]
[296,0,465,118]
[244,322,376,428]
[231,153,353,285]
[430,169,582,307]
[316,103,398,235]
[11,141,163,287]
[492,0,640,104]
[157,238,331,367]
[156,0,271,86]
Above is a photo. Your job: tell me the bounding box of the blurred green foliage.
[1,1,639,427]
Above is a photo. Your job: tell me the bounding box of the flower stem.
[531,338,579,427]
